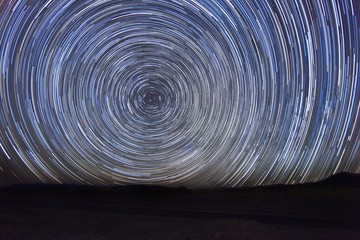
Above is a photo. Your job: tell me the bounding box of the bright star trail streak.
[0,0,359,188]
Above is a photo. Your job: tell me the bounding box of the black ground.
[0,172,359,240]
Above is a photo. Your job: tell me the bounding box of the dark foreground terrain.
[0,172,359,240]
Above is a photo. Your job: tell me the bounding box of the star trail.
[0,0,359,188]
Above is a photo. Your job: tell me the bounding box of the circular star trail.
[0,0,359,188]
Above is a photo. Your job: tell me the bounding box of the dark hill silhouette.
[315,172,360,187]
[0,172,359,240]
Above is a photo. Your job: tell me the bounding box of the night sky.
[0,0,359,188]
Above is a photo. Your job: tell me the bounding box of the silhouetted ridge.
[317,172,360,187]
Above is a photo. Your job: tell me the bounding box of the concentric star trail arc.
[0,0,359,188]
